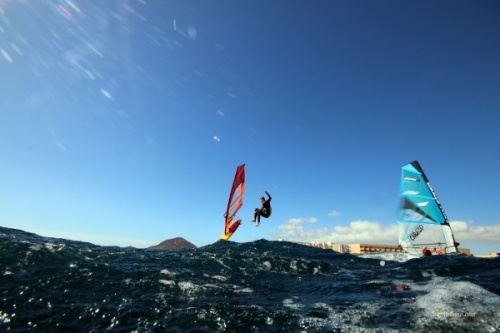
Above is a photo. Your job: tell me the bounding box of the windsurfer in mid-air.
[252,191,272,226]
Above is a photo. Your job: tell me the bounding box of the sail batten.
[220,164,245,240]
[397,161,458,257]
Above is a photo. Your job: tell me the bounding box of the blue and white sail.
[397,161,459,257]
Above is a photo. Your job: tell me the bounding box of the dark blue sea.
[1,227,499,332]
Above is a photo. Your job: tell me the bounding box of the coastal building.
[473,252,498,258]
[295,242,349,253]
[296,241,472,256]
[350,244,471,255]
[349,243,405,254]
[458,248,471,255]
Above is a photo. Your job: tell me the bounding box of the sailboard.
[397,160,459,257]
[220,164,245,241]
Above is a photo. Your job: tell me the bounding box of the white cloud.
[213,135,221,142]
[271,218,500,247]
[450,221,500,243]
[328,210,342,218]
[288,217,317,225]
[271,218,399,244]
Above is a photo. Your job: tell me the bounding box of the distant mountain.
[148,237,197,250]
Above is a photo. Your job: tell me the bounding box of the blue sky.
[1,0,499,255]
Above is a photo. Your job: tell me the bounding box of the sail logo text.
[410,225,424,241]
[404,176,420,182]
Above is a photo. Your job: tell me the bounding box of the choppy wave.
[1,226,499,332]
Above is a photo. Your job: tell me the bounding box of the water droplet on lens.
[380,260,385,267]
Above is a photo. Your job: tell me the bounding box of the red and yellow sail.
[220,164,245,240]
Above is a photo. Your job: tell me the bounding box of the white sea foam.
[28,244,43,251]
[358,252,414,262]
[211,275,227,281]
[415,278,499,311]
[44,243,65,252]
[289,260,298,271]
[178,281,204,295]
[159,279,175,286]
[0,311,12,324]
[234,287,253,293]
[283,297,304,309]
[159,269,176,276]
[262,261,272,269]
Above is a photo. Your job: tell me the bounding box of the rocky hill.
[148,237,197,250]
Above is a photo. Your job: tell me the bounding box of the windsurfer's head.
[421,247,432,256]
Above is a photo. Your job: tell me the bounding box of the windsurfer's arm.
[265,191,271,201]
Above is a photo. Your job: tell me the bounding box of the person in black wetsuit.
[252,191,272,226]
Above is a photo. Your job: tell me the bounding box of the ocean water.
[1,227,499,333]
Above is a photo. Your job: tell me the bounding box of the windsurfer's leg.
[252,208,259,222]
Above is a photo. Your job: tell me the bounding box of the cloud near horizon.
[270,218,399,244]
[328,210,342,218]
[271,218,500,245]
[451,221,500,243]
